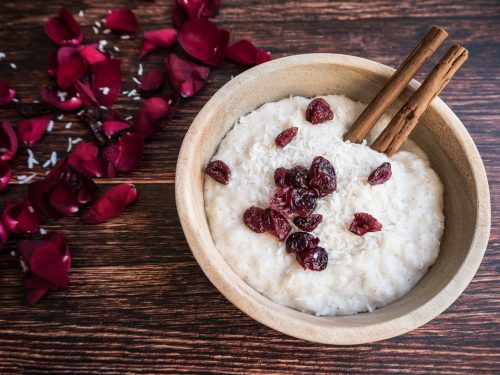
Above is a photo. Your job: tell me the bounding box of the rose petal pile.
[0,2,272,304]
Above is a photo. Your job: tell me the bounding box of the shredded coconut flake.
[67,137,73,152]
[10,63,17,69]
[65,122,73,129]
[50,151,57,165]
[94,20,101,28]
[57,114,64,120]
[120,35,131,40]
[113,46,120,52]
[57,91,67,102]
[40,228,47,235]
[138,64,143,76]
[132,77,141,85]
[18,173,37,184]
[43,160,51,168]
[72,137,82,144]
[93,26,99,35]
[47,120,55,132]
[99,87,110,95]
[0,52,6,60]
[78,10,85,17]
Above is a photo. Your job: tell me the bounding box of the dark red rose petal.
[44,8,83,46]
[275,127,298,148]
[178,19,228,67]
[28,179,64,219]
[47,52,58,78]
[293,214,323,232]
[0,82,16,105]
[68,141,99,171]
[140,28,177,59]
[18,231,71,304]
[104,9,138,33]
[133,96,172,138]
[203,28,229,67]
[296,246,328,271]
[0,159,11,191]
[17,115,53,145]
[349,212,383,236]
[205,160,231,185]
[243,206,271,233]
[225,39,257,65]
[267,209,292,241]
[164,54,210,98]
[91,59,122,107]
[49,181,81,216]
[104,133,144,173]
[285,232,320,254]
[255,49,271,65]
[102,120,131,138]
[172,0,221,28]
[2,200,41,234]
[82,183,138,224]
[368,162,392,185]
[78,44,108,65]
[308,156,336,197]
[0,121,18,162]
[41,87,83,111]
[82,158,112,178]
[74,80,99,107]
[137,68,165,95]
[306,98,334,125]
[24,273,49,305]
[56,47,87,89]
[0,220,8,248]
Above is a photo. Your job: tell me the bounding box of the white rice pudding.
[204,95,444,316]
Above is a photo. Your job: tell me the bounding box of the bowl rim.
[175,53,491,345]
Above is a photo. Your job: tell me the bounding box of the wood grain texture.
[0,0,498,373]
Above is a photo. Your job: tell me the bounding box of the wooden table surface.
[0,0,498,373]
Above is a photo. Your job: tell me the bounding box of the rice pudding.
[204,95,444,316]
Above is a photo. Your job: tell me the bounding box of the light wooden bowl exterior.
[175,54,490,345]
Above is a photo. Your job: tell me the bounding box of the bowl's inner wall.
[194,61,477,323]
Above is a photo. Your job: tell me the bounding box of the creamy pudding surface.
[204,95,444,316]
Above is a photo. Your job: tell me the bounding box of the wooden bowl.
[175,54,490,345]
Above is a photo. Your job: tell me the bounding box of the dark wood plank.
[0,0,498,373]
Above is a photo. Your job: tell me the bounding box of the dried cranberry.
[275,127,298,148]
[349,212,382,236]
[243,206,270,233]
[287,166,309,189]
[368,162,392,185]
[274,167,288,187]
[267,209,292,241]
[274,166,308,189]
[291,188,317,217]
[305,98,333,125]
[269,186,294,215]
[296,246,328,271]
[205,160,231,185]
[308,156,336,197]
[294,214,323,232]
[285,232,319,253]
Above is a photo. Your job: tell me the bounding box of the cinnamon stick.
[343,26,448,144]
[371,45,468,156]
